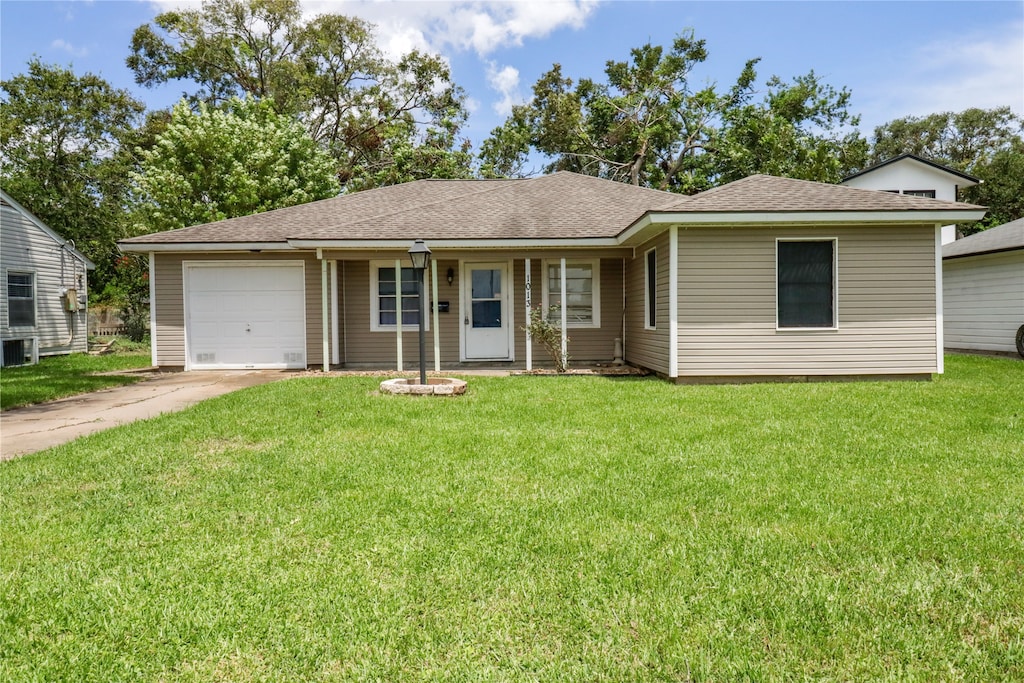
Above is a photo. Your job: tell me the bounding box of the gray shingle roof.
[659,174,982,213]
[119,171,985,247]
[943,218,1024,259]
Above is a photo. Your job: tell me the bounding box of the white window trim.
[644,247,657,330]
[541,258,601,329]
[369,259,429,332]
[6,269,37,330]
[775,237,839,332]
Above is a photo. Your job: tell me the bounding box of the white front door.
[463,262,511,360]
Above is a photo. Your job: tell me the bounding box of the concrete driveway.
[1,370,291,461]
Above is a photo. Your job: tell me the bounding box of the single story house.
[1,189,94,367]
[841,153,981,245]
[119,172,985,382]
[942,218,1024,357]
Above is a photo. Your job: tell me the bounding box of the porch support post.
[431,259,440,372]
[395,259,403,372]
[525,258,532,371]
[330,260,340,365]
[934,225,944,374]
[148,252,158,367]
[560,257,568,367]
[669,226,679,379]
[320,250,330,372]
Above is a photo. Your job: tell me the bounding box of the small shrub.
[523,304,569,372]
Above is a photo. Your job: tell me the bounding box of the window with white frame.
[7,271,35,327]
[543,259,600,327]
[645,248,657,329]
[902,190,936,198]
[776,239,836,329]
[370,261,428,331]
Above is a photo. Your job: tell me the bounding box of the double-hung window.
[543,259,600,328]
[7,272,35,327]
[776,240,836,329]
[371,262,427,331]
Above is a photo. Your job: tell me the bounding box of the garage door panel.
[186,263,307,369]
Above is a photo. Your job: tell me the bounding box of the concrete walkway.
[1,370,291,460]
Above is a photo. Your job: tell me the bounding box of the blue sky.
[2,0,1022,156]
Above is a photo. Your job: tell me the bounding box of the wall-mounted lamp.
[446,267,454,286]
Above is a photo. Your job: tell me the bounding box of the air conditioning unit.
[2,338,38,367]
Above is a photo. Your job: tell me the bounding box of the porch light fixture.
[408,239,432,385]
[446,267,454,286]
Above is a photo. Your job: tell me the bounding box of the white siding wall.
[1,204,89,361]
[943,251,1024,353]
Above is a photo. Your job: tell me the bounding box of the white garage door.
[185,262,306,369]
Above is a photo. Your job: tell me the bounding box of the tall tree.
[127,0,472,189]
[132,97,339,233]
[0,59,145,292]
[478,31,864,193]
[865,107,1024,231]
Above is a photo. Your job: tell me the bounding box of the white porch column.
[669,226,679,379]
[560,257,568,367]
[320,250,330,372]
[431,259,440,372]
[935,225,944,374]
[330,260,340,365]
[395,259,403,371]
[525,257,532,371]
[148,252,157,367]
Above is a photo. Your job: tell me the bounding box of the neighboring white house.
[942,218,1024,357]
[841,153,981,245]
[1,190,94,367]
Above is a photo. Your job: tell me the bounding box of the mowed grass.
[1,355,1021,681]
[1,347,152,410]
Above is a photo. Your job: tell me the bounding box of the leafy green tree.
[865,107,1024,232]
[478,31,864,193]
[127,0,472,188]
[132,97,340,232]
[0,59,145,292]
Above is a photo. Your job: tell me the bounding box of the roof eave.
[618,209,988,246]
[117,241,294,253]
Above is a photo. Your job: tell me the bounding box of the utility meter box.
[64,288,79,312]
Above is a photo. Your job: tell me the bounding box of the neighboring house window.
[777,240,836,329]
[7,272,35,327]
[903,190,936,198]
[645,248,657,329]
[370,261,428,331]
[543,259,600,327]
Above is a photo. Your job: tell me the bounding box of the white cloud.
[50,39,89,58]
[152,1,599,58]
[486,61,522,115]
[862,22,1024,130]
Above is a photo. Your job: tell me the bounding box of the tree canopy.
[0,59,146,291]
[127,0,473,188]
[132,97,340,233]
[478,31,866,193]
[864,107,1024,231]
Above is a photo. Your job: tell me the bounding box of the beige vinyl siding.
[152,252,326,368]
[516,258,624,365]
[341,259,458,366]
[944,251,1024,354]
[1,204,89,358]
[677,225,939,376]
[624,232,671,375]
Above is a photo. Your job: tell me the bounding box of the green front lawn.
[1,355,1022,680]
[1,345,152,410]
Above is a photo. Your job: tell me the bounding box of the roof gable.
[841,153,980,186]
[1,189,95,268]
